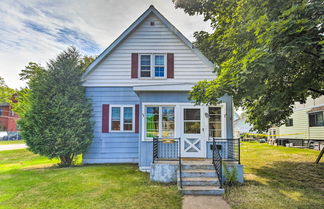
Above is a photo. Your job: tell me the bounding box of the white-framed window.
[139,54,166,79]
[145,105,175,139]
[110,105,134,132]
[208,107,222,138]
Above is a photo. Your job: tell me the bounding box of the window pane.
[124,107,133,131]
[309,114,316,127]
[209,107,221,137]
[140,70,151,77]
[154,67,164,77]
[155,55,164,65]
[315,112,324,126]
[140,55,151,77]
[111,107,121,130]
[112,107,120,120]
[146,107,159,137]
[141,55,151,65]
[124,107,133,123]
[112,121,120,130]
[162,107,175,137]
[184,122,200,134]
[184,109,200,120]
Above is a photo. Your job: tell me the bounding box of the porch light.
[205,112,210,118]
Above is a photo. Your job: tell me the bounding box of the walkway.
[0,144,27,151]
[182,195,231,209]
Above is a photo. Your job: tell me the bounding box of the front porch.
[150,137,244,195]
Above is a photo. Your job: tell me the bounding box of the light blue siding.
[83,87,140,164]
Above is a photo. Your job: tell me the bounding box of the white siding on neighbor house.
[83,14,215,87]
[279,96,324,139]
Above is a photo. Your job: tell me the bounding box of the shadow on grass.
[252,161,324,191]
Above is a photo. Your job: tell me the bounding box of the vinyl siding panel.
[83,87,140,164]
[83,14,215,87]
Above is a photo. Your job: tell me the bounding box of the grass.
[225,142,324,209]
[0,140,25,145]
[0,149,182,209]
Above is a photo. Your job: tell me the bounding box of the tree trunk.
[59,154,74,167]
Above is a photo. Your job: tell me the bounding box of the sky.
[0,0,212,89]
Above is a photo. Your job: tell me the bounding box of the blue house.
[82,5,242,195]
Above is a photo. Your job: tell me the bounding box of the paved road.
[182,195,231,209]
[0,144,27,151]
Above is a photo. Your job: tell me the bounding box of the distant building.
[269,96,324,142]
[0,102,19,131]
[233,112,257,138]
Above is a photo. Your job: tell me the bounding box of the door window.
[184,109,200,134]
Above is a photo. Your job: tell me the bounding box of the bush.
[223,164,238,186]
[19,48,93,166]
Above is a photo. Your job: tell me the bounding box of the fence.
[276,138,324,151]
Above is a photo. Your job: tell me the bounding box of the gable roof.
[82,5,214,80]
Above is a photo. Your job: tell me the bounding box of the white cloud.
[0,0,212,89]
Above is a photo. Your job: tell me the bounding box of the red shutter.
[135,104,139,133]
[131,53,138,78]
[102,104,109,133]
[167,53,174,78]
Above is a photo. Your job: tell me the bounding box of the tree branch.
[309,88,324,95]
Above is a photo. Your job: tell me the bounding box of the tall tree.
[0,77,14,104]
[19,47,93,166]
[173,0,324,131]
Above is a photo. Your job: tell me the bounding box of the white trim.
[207,103,227,141]
[139,166,151,172]
[109,105,135,132]
[82,5,214,81]
[133,83,194,91]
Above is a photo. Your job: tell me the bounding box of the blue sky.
[0,0,211,88]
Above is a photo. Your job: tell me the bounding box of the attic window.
[150,21,155,26]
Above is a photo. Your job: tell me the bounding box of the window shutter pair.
[102,104,139,133]
[131,53,174,78]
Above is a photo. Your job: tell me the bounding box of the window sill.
[138,77,167,80]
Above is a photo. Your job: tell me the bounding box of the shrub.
[19,47,93,166]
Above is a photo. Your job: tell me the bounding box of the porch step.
[181,164,214,170]
[180,186,224,195]
[179,169,217,178]
[179,177,220,186]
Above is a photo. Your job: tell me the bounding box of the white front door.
[180,106,206,158]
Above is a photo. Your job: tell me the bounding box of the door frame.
[180,105,207,158]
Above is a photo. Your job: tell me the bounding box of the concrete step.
[180,186,225,195]
[179,177,220,186]
[181,164,214,170]
[179,169,217,178]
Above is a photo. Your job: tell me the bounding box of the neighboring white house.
[268,96,324,149]
[233,112,257,138]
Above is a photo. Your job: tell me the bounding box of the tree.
[0,77,14,104]
[19,47,93,166]
[173,0,324,131]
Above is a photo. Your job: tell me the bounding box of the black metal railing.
[212,137,223,188]
[152,136,183,188]
[213,138,240,164]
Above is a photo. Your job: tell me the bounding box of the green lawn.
[0,140,25,145]
[225,142,324,209]
[0,149,181,209]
